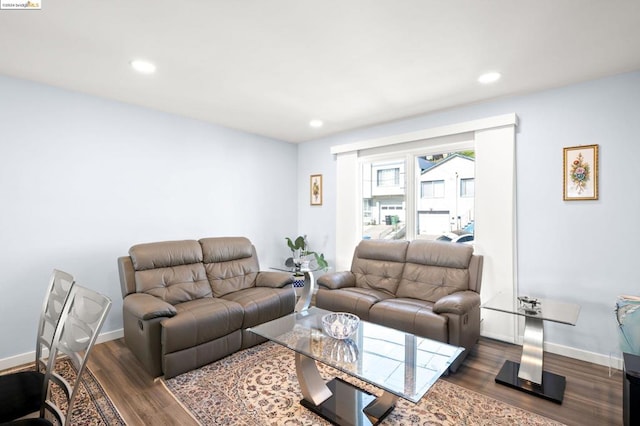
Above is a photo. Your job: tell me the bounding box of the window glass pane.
[416,151,475,242]
[461,178,475,197]
[362,159,406,240]
[421,180,444,198]
[377,168,400,186]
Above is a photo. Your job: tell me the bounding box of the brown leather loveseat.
[117,237,294,378]
[316,239,483,371]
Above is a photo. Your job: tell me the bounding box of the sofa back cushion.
[351,239,409,295]
[396,240,473,302]
[200,237,259,298]
[129,240,211,305]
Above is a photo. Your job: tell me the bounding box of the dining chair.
[0,284,111,425]
[0,269,75,422]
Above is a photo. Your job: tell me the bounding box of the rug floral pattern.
[164,342,564,426]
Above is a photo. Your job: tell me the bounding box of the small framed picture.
[310,174,322,205]
[563,144,598,201]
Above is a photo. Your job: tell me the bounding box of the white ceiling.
[1,1,639,143]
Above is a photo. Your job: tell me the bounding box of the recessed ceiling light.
[309,119,324,128]
[130,59,156,74]
[478,72,501,84]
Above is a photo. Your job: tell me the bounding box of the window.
[461,178,475,197]
[421,180,444,198]
[362,150,474,242]
[377,168,399,187]
[333,113,518,343]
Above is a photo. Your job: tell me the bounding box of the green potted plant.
[285,235,329,271]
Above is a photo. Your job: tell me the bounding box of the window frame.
[376,167,400,187]
[460,177,475,198]
[333,113,519,345]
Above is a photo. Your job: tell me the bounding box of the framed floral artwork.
[563,144,598,201]
[310,174,322,205]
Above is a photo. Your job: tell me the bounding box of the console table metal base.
[300,378,395,426]
[495,360,566,404]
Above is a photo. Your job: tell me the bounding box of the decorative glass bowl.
[321,312,360,340]
[323,338,359,363]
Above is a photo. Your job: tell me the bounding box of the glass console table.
[481,292,580,404]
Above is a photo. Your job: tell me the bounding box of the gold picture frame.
[563,144,598,201]
[310,174,322,205]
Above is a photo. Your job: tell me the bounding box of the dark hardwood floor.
[85,336,623,426]
[442,338,623,426]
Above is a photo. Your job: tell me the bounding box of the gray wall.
[0,75,298,359]
[299,70,640,361]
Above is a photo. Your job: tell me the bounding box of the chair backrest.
[36,269,75,373]
[40,285,111,426]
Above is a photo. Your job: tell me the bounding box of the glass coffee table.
[249,307,463,426]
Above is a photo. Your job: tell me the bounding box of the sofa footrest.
[163,330,242,379]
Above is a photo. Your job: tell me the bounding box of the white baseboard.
[481,330,623,371]
[0,328,124,371]
[544,341,623,371]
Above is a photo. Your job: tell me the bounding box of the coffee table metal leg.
[295,353,332,406]
[518,316,543,384]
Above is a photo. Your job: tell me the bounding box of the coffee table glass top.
[482,292,580,325]
[248,307,463,403]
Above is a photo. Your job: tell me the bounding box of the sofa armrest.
[256,271,293,288]
[123,293,177,320]
[317,271,356,290]
[433,291,480,315]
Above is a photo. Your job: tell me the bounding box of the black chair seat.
[0,371,44,422]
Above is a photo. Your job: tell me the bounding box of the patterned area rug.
[9,358,125,425]
[163,342,564,426]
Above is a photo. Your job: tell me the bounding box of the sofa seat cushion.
[316,287,394,321]
[221,287,295,328]
[161,298,243,354]
[369,298,448,342]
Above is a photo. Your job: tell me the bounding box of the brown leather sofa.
[117,237,295,378]
[316,239,483,372]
